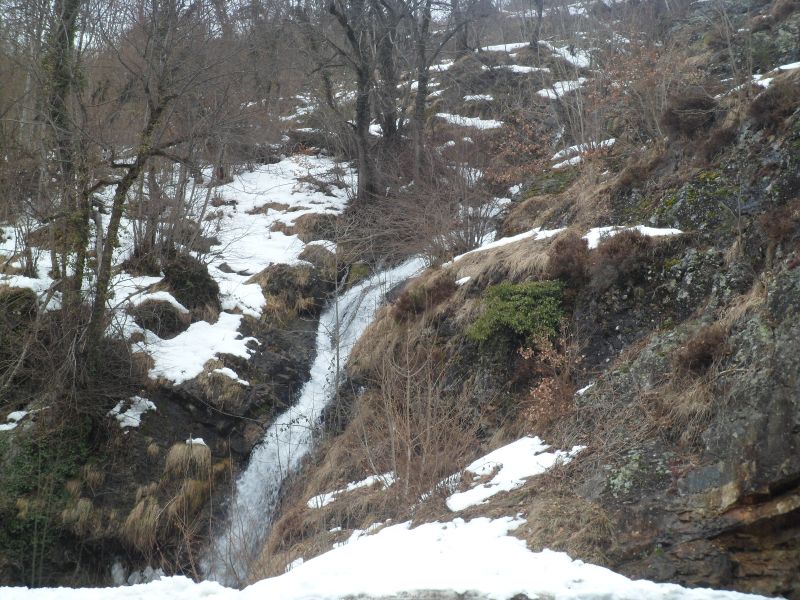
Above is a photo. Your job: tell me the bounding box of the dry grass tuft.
[450,240,551,288]
[166,479,210,525]
[147,442,160,461]
[136,482,158,503]
[164,441,212,479]
[123,496,161,552]
[61,498,96,536]
[82,464,105,491]
[521,493,616,566]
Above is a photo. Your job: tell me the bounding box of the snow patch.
[446,436,585,511]
[135,312,257,385]
[435,113,503,130]
[108,396,156,429]
[307,473,396,509]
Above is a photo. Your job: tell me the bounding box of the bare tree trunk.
[529,0,544,48]
[86,102,168,351]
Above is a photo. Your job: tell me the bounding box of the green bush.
[467,281,563,347]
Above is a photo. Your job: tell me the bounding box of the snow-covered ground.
[2,513,771,600]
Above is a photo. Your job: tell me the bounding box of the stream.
[203,258,426,586]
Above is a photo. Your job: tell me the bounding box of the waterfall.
[203,258,426,586]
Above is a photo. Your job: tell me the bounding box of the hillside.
[1,0,799,597]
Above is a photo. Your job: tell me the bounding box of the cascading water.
[203,258,426,586]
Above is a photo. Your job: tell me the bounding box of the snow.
[3,516,771,599]
[553,156,582,169]
[186,437,207,446]
[497,64,550,74]
[307,472,396,509]
[464,94,494,101]
[481,42,530,52]
[107,396,156,428]
[552,138,616,160]
[128,290,189,314]
[537,78,587,99]
[539,41,592,68]
[0,410,28,432]
[134,312,257,385]
[436,113,503,130]
[583,225,683,250]
[431,60,454,72]
[446,436,585,511]
[456,276,471,286]
[212,367,250,386]
[449,227,565,263]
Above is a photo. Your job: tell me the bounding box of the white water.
[204,258,426,586]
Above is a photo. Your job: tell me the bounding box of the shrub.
[674,323,728,374]
[128,299,190,339]
[660,88,718,138]
[391,273,457,321]
[748,76,800,131]
[162,253,220,313]
[466,280,563,347]
[590,230,654,292]
[700,123,738,162]
[547,231,590,288]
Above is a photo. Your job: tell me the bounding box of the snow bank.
[3,516,770,599]
[446,436,585,511]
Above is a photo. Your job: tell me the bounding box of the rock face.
[574,263,800,598]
